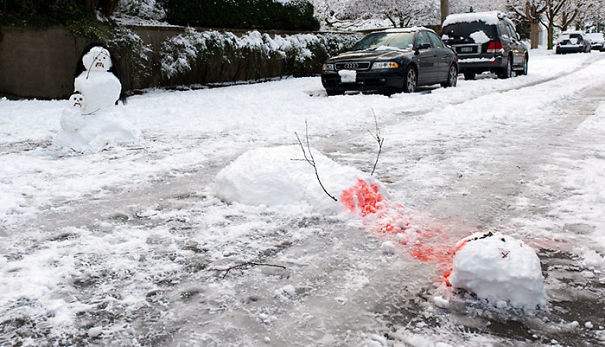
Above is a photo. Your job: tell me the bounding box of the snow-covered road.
[1,50,604,345]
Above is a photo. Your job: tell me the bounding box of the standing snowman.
[73,44,123,114]
[56,44,139,152]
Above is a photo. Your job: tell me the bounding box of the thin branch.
[294,121,338,202]
[210,262,286,278]
[368,110,384,176]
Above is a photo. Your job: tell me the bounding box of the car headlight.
[322,63,335,71]
[371,61,399,69]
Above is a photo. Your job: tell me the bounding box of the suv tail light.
[487,41,504,54]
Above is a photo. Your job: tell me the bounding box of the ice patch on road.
[213,146,370,212]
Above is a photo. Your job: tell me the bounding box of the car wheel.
[463,72,476,80]
[498,56,513,79]
[441,65,458,88]
[519,55,528,76]
[403,66,417,93]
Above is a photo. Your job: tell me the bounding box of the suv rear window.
[442,21,498,45]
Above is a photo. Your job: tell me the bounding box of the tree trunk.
[440,0,449,24]
[530,20,540,49]
[547,22,554,50]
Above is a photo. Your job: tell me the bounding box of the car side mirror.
[416,43,431,52]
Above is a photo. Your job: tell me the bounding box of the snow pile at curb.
[448,232,546,310]
[213,146,370,211]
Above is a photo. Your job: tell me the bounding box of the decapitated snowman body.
[73,46,121,114]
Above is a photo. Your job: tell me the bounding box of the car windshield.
[350,32,415,51]
[441,21,498,44]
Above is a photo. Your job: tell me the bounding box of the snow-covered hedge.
[160,28,361,83]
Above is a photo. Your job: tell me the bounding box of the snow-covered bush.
[107,26,152,87]
[160,27,360,82]
[118,0,166,21]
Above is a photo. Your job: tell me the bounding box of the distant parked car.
[320,27,458,96]
[555,31,592,54]
[441,11,528,80]
[585,32,605,52]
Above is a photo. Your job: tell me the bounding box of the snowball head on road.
[213,145,372,211]
[448,232,546,310]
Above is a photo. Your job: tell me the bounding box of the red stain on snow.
[341,179,471,285]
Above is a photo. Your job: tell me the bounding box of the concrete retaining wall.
[0,25,342,100]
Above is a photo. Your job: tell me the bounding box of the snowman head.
[69,92,85,109]
[82,46,113,72]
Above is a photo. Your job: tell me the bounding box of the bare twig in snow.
[295,121,338,202]
[368,110,384,176]
[210,262,286,278]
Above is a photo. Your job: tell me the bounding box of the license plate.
[339,70,357,83]
[460,47,473,53]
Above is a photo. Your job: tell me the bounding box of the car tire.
[441,65,458,88]
[498,56,513,79]
[463,72,476,80]
[518,55,528,76]
[403,66,417,93]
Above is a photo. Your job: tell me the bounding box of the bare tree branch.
[295,121,338,202]
[368,110,384,176]
[210,262,286,278]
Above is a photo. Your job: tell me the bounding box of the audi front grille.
[335,62,371,71]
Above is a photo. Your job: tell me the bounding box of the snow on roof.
[561,30,585,35]
[442,11,504,27]
[379,27,435,34]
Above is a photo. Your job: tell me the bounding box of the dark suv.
[441,11,528,79]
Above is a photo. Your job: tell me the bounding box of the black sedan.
[321,28,458,95]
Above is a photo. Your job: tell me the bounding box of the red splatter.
[341,179,384,217]
[341,179,471,285]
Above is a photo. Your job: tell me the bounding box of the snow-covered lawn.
[1,49,604,345]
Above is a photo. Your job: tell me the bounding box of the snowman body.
[74,71,121,114]
[73,46,121,114]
